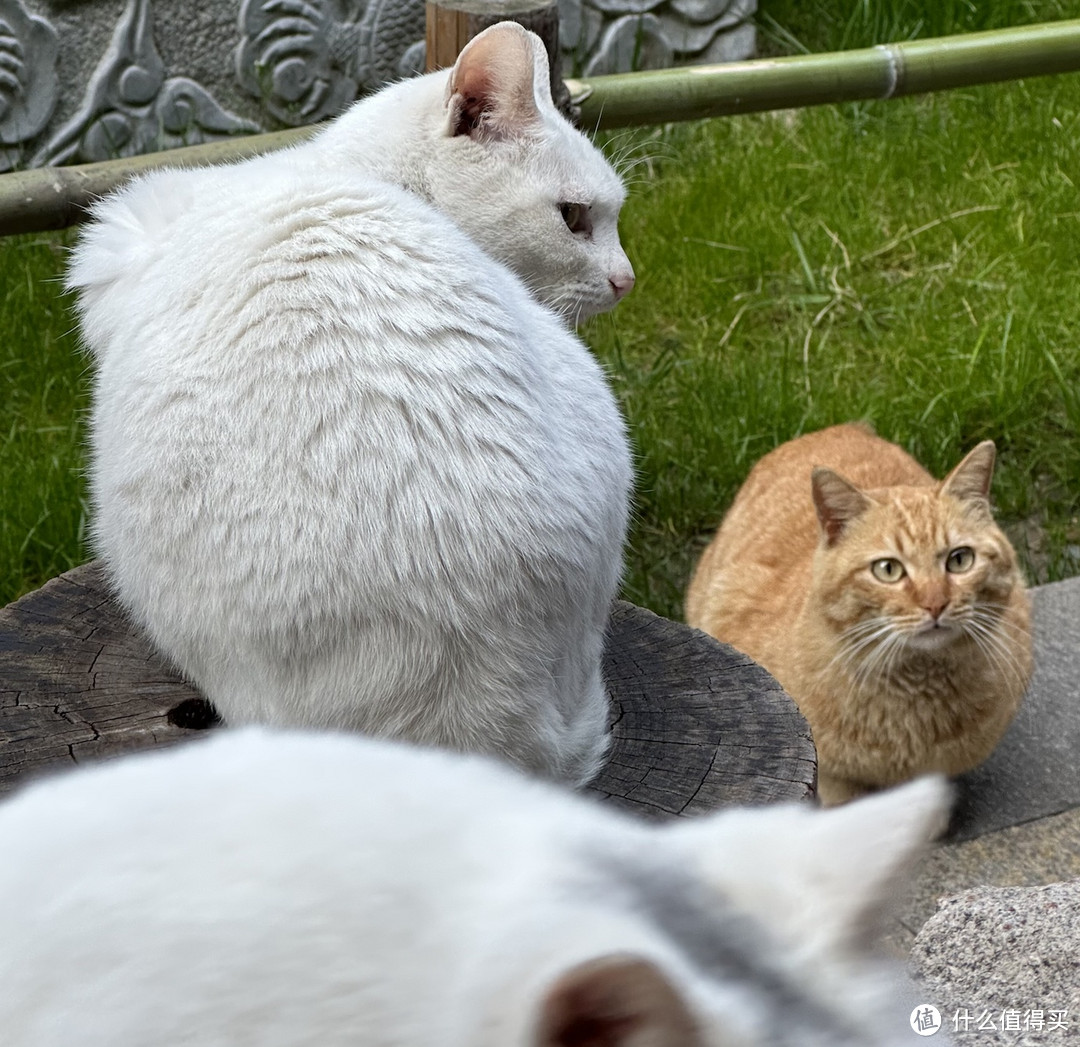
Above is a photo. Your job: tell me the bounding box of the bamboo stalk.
[0,126,316,237]
[2,19,1080,237]
[568,18,1080,129]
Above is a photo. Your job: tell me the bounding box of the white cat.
[66,22,634,786]
[0,729,948,1047]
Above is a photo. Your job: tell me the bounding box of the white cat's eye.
[560,202,591,236]
[946,546,976,573]
[871,558,905,583]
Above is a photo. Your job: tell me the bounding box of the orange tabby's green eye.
[871,558,905,583]
[946,546,975,573]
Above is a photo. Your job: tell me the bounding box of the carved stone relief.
[33,0,257,166]
[235,0,425,126]
[0,0,58,170]
[560,0,756,75]
[3,0,754,171]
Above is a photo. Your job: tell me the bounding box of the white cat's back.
[70,154,628,780]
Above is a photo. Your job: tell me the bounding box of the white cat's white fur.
[0,730,949,1047]
[66,23,634,785]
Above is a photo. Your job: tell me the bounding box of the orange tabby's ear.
[941,440,996,502]
[811,467,871,546]
[445,22,550,141]
[535,955,702,1047]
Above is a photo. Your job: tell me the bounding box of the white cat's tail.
[66,168,199,358]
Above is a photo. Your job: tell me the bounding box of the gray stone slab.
[887,807,1080,956]
[949,577,1080,842]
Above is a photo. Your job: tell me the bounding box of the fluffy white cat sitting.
[66,23,634,786]
[0,730,947,1047]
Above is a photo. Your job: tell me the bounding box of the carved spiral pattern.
[236,0,362,125]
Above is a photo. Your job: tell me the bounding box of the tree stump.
[425,0,574,121]
[0,562,816,814]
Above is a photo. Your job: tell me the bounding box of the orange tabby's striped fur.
[686,424,1032,805]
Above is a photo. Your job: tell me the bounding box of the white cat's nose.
[609,269,635,301]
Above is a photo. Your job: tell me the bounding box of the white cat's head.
[317,22,634,323]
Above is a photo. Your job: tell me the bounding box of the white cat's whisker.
[963,624,1022,689]
[966,605,1031,640]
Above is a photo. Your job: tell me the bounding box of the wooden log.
[425,0,573,120]
[0,562,815,814]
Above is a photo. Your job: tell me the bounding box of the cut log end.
[0,562,816,815]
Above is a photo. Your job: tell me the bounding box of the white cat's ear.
[811,467,871,546]
[941,440,996,502]
[534,955,702,1047]
[680,776,950,962]
[445,21,552,141]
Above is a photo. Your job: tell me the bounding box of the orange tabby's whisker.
[963,613,1032,692]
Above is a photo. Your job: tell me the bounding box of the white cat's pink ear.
[941,440,996,502]
[535,955,702,1047]
[811,467,871,545]
[445,21,552,140]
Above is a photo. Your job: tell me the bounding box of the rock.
[911,880,1080,1043]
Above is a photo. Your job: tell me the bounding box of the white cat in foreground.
[0,730,948,1047]
[67,23,634,786]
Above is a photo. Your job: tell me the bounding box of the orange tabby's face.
[812,486,1024,681]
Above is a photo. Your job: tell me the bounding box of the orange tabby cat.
[686,423,1032,805]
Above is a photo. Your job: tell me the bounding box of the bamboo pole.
[2,18,1080,237]
[0,127,316,237]
[568,17,1080,129]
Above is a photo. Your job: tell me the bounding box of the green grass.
[757,0,1080,54]
[3,3,1080,614]
[0,233,89,603]
[587,68,1080,618]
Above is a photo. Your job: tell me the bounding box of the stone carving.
[0,0,754,171]
[560,0,755,76]
[33,0,258,166]
[235,0,425,126]
[236,0,754,126]
[0,0,58,170]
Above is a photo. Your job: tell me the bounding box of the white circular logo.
[910,1005,942,1036]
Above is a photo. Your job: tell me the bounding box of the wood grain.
[0,562,816,813]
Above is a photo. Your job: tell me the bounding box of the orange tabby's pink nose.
[921,591,950,619]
